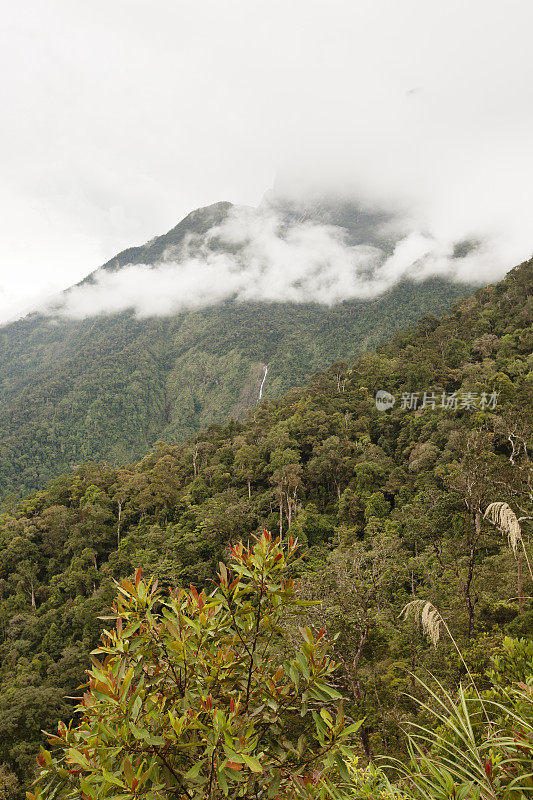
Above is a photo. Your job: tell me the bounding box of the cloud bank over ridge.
[43,201,514,320]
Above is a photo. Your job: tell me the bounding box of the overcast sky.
[1,0,533,322]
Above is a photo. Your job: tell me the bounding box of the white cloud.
[44,204,511,320]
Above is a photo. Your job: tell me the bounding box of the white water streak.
[258,364,268,400]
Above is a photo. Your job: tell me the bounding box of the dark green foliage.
[0,280,473,499]
[0,258,531,793]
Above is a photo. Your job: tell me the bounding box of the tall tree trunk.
[518,554,524,614]
[464,544,476,638]
[409,569,416,688]
[464,510,481,638]
[117,499,122,547]
[359,724,373,762]
[344,670,373,760]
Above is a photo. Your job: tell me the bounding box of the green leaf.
[183,761,204,781]
[343,720,364,736]
[267,770,282,798]
[242,754,263,773]
[217,766,229,795]
[66,749,90,768]
[102,768,126,788]
[123,758,134,786]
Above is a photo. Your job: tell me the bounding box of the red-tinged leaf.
[131,778,138,790]
[190,584,199,603]
[45,735,64,745]
[225,761,242,771]
[165,618,180,639]
[122,579,136,594]
[123,758,134,786]
[135,567,142,588]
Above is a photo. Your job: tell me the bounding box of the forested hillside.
[0,258,531,796]
[0,200,474,499]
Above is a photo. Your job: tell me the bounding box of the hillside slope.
[0,200,474,498]
[0,257,530,789]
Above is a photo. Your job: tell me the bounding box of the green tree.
[307,436,354,502]
[0,765,19,800]
[234,443,262,499]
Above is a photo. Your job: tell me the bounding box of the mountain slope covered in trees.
[0,200,474,499]
[0,257,530,795]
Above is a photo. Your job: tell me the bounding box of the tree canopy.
[0,257,531,796]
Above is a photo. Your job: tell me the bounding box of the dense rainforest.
[0,199,474,499]
[0,257,531,797]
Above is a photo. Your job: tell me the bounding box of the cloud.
[1,0,533,325]
[43,202,512,320]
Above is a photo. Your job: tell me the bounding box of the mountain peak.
[95,201,235,277]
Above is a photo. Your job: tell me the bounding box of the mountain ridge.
[0,198,478,498]
[95,201,235,277]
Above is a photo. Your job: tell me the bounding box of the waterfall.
[258,364,268,400]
